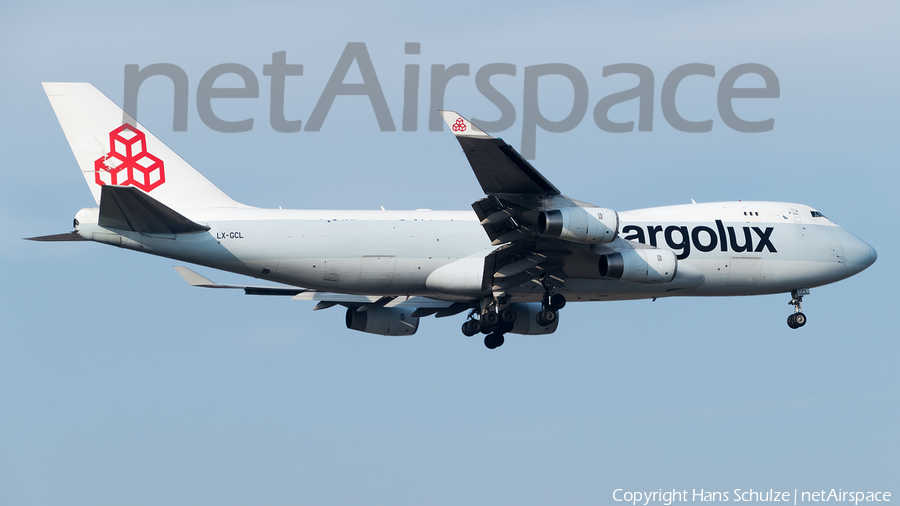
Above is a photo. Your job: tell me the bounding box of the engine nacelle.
[345,307,419,336]
[599,249,677,284]
[505,303,559,335]
[538,207,618,244]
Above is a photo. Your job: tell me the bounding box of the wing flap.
[472,196,535,245]
[291,292,458,309]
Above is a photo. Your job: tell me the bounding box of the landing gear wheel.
[484,333,505,349]
[549,294,567,311]
[787,313,807,329]
[536,309,558,327]
[462,320,481,337]
[481,311,500,329]
[787,314,798,329]
[499,307,517,324]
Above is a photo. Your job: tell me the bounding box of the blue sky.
[1,1,897,505]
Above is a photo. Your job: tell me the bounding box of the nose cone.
[838,228,877,275]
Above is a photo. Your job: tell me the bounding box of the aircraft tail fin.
[42,82,245,209]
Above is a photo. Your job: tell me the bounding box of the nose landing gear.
[787,288,809,329]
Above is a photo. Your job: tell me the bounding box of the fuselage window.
[811,211,826,218]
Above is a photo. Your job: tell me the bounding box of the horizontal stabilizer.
[173,266,305,296]
[25,232,88,242]
[100,186,210,234]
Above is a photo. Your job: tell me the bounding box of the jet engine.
[538,206,618,244]
[599,249,677,283]
[345,307,419,336]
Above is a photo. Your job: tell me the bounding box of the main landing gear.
[787,288,809,329]
[462,299,518,350]
[460,299,519,349]
[537,277,565,327]
[460,278,567,349]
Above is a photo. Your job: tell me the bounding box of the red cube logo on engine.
[93,124,165,191]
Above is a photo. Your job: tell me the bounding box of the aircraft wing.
[173,266,461,314]
[440,111,634,293]
[438,111,559,196]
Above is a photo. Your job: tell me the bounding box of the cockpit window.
[810,211,826,218]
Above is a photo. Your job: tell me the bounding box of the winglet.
[174,266,217,287]
[439,111,494,139]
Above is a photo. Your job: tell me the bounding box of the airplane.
[30,83,877,349]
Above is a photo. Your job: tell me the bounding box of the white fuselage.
[73,201,876,303]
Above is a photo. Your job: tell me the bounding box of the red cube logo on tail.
[93,124,165,191]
